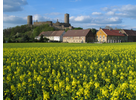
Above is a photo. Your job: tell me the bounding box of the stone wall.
[33,21,72,30]
[63,36,85,43]
[34,21,52,26]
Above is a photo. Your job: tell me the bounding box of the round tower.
[27,15,32,25]
[64,13,69,24]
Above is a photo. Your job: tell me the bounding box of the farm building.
[96,28,125,43]
[36,31,65,42]
[121,29,136,42]
[63,29,94,43]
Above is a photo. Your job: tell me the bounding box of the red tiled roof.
[39,31,64,36]
[123,29,136,36]
[102,29,125,36]
[63,29,90,37]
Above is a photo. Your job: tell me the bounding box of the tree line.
[3,24,97,43]
[3,24,55,43]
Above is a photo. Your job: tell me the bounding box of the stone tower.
[64,13,69,24]
[27,15,32,25]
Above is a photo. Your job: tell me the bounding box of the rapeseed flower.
[94,82,100,89]
[3,43,136,99]
[43,90,50,99]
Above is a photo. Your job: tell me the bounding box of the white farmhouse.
[38,31,65,42]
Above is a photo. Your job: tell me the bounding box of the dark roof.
[39,31,64,36]
[50,31,64,36]
[102,29,125,36]
[63,29,90,37]
[123,29,136,36]
[39,31,53,36]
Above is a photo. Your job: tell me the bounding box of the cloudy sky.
[3,0,136,30]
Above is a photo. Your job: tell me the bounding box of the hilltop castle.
[27,13,73,30]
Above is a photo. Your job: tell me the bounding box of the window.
[97,36,98,38]
[100,35,101,39]
[103,35,105,38]
[100,32,101,34]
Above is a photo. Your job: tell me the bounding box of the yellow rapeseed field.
[3,43,136,100]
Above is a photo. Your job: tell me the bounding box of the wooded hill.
[3,24,56,43]
[3,24,97,43]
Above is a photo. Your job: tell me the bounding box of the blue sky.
[3,0,136,30]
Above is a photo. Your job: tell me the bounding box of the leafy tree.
[15,32,21,37]
[32,24,55,38]
[90,28,97,36]
[33,27,41,37]
[22,35,30,42]
[39,35,44,42]
[7,38,12,43]
[44,37,49,42]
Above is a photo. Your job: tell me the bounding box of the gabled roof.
[63,29,90,37]
[50,31,65,36]
[39,31,64,36]
[123,29,136,36]
[102,29,125,36]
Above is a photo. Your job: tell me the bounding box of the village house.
[120,29,136,42]
[36,31,65,42]
[63,29,94,43]
[96,28,125,43]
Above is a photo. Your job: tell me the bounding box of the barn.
[63,29,94,43]
[121,29,136,42]
[38,31,65,42]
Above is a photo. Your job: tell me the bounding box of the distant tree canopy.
[73,27,83,30]
[3,25,33,38]
[32,24,55,38]
[39,35,44,42]
[3,24,55,42]
[89,28,98,36]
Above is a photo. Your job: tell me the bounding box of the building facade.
[63,29,94,43]
[96,29,125,43]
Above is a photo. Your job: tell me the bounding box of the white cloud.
[70,16,92,23]
[84,23,127,30]
[33,14,53,22]
[103,4,136,19]
[3,0,28,12]
[118,4,135,12]
[93,17,122,24]
[70,14,122,24]
[3,14,27,24]
[101,7,110,11]
[106,11,115,15]
[92,12,102,15]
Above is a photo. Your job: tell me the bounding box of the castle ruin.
[27,13,73,30]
